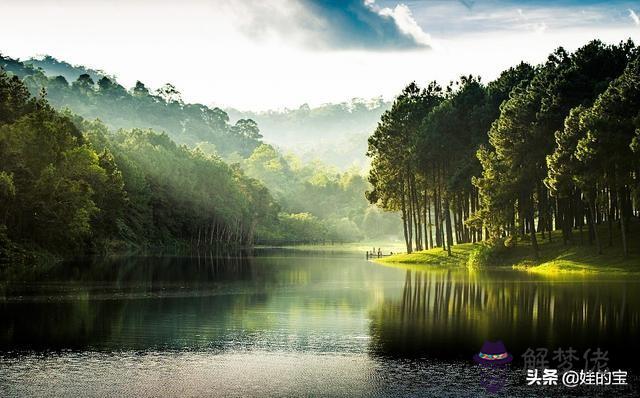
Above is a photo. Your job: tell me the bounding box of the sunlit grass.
[374,220,640,274]
[374,242,477,266]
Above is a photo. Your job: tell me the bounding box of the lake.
[1,248,639,397]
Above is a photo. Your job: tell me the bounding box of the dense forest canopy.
[9,55,391,170]
[242,143,401,242]
[367,39,640,258]
[0,69,281,260]
[27,55,108,84]
[0,54,401,263]
[0,54,262,158]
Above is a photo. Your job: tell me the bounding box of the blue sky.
[2,0,640,110]
[410,0,639,34]
[300,0,430,49]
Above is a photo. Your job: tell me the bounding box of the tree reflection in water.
[369,268,640,369]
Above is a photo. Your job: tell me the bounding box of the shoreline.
[372,226,640,275]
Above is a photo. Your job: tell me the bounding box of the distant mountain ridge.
[0,51,404,244]
[26,55,108,83]
[226,99,391,169]
[0,53,262,157]
[1,52,389,169]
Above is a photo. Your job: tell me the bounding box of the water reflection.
[0,250,393,352]
[369,267,640,368]
[2,252,640,370]
[2,252,640,395]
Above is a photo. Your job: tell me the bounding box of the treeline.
[243,144,401,243]
[227,98,390,169]
[367,39,640,257]
[0,69,277,261]
[0,53,404,259]
[0,54,262,157]
[0,65,398,262]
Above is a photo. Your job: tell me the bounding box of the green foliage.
[277,213,328,242]
[367,81,442,213]
[467,241,506,268]
[477,40,634,246]
[382,220,640,274]
[0,81,106,253]
[0,67,283,260]
[1,54,391,254]
[95,127,279,246]
[227,98,390,169]
[367,74,529,254]
[1,54,262,158]
[245,144,400,243]
[368,39,639,261]
[26,55,106,83]
[0,171,15,204]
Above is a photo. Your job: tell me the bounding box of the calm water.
[1,249,639,397]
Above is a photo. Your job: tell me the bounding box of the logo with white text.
[523,347,628,388]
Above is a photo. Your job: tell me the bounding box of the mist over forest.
[4,1,640,396]
[4,37,639,265]
[0,53,402,262]
[227,99,390,169]
[18,55,392,170]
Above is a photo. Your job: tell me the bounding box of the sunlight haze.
[2,0,639,110]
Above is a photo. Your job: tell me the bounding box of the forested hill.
[368,39,640,259]
[26,55,108,83]
[0,54,404,263]
[0,68,281,265]
[227,99,390,169]
[0,54,262,158]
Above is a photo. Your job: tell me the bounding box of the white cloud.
[378,4,432,47]
[226,0,430,51]
[1,0,639,111]
[629,9,640,26]
[534,22,548,34]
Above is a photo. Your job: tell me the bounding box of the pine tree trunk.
[406,183,413,252]
[423,189,429,250]
[410,174,422,251]
[608,187,614,247]
[434,184,441,247]
[529,195,539,259]
[401,182,411,254]
[444,197,453,256]
[427,193,433,249]
[588,199,601,254]
[617,187,628,258]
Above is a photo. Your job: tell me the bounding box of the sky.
[2,0,640,110]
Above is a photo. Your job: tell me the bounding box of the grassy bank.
[374,220,640,274]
